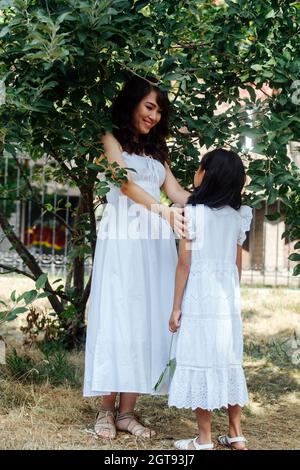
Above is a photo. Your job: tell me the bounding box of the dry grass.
[0,281,299,450]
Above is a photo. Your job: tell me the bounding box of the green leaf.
[274,174,292,185]
[267,188,278,206]
[23,290,38,305]
[35,274,48,290]
[265,9,276,19]
[250,64,263,72]
[10,290,16,302]
[4,143,17,157]
[37,292,50,299]
[0,26,10,38]
[164,73,186,81]
[294,241,300,250]
[293,264,300,276]
[9,306,28,316]
[96,185,110,196]
[5,312,17,322]
[246,184,263,192]
[265,212,281,221]
[87,163,103,171]
[56,12,74,25]
[288,253,300,262]
[245,85,256,103]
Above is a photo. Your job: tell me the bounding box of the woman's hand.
[160,205,188,238]
[169,309,181,333]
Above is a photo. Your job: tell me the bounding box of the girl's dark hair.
[111,75,170,164]
[188,149,246,210]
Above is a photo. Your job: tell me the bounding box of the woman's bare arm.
[162,163,190,206]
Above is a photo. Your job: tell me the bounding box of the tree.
[0,0,299,346]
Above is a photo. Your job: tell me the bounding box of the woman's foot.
[116,411,156,438]
[94,408,116,439]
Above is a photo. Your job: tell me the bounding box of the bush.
[1,347,80,386]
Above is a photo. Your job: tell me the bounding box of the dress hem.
[168,400,249,412]
[83,388,167,397]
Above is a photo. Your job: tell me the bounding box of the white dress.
[84,151,177,396]
[168,204,252,411]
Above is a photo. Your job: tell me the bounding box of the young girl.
[168,148,252,450]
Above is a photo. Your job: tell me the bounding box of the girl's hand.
[160,206,188,238]
[169,309,181,332]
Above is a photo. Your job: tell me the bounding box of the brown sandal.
[116,411,155,438]
[94,407,116,439]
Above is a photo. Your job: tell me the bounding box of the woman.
[84,75,190,439]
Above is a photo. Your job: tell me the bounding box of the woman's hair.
[111,75,170,164]
[188,149,246,210]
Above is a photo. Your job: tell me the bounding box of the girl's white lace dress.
[168,204,252,410]
[84,152,177,396]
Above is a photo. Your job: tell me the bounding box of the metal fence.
[0,152,299,286]
[0,152,80,278]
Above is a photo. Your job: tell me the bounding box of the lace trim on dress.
[169,366,248,411]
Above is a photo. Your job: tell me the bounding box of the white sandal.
[174,437,214,450]
[218,434,247,450]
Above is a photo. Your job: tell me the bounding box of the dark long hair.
[111,75,170,164]
[188,149,246,210]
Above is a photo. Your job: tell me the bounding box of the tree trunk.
[0,208,64,314]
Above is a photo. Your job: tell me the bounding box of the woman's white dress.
[84,151,177,396]
[168,204,252,410]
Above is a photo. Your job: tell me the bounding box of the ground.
[0,280,299,450]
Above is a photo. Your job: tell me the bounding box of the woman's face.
[132,90,162,135]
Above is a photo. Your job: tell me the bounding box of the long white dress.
[168,204,252,411]
[84,151,177,396]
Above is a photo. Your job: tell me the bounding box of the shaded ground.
[0,284,299,450]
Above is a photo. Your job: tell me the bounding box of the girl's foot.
[116,411,156,438]
[217,434,248,450]
[175,437,214,450]
[94,408,116,439]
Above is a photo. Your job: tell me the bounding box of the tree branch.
[112,59,163,86]
[0,263,36,280]
[49,151,81,186]
[80,271,92,308]
[0,263,70,302]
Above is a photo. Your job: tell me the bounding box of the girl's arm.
[101,133,187,237]
[169,237,192,332]
[162,163,191,206]
[236,244,242,281]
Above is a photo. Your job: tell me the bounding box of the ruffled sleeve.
[184,204,197,240]
[237,205,253,246]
